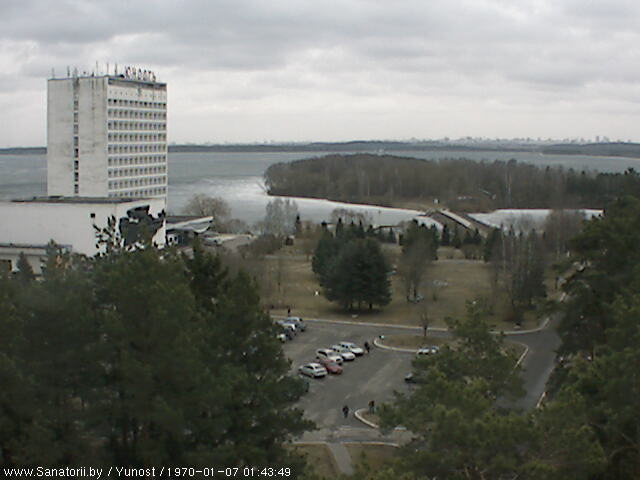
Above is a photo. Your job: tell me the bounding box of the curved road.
[285,315,560,443]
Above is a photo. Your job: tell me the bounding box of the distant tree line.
[264,154,640,209]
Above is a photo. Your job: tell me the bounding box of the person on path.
[364,341,370,353]
[342,405,349,418]
[368,400,375,414]
[287,307,291,316]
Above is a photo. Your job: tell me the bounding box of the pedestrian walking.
[364,341,370,353]
[287,306,291,316]
[368,400,375,414]
[342,405,349,418]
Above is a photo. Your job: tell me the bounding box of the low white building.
[0,197,166,274]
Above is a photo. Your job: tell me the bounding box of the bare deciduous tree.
[183,194,231,229]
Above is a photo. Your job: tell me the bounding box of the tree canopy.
[0,242,310,469]
[312,224,391,310]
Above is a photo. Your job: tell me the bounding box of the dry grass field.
[259,242,550,331]
[289,444,339,478]
[345,443,399,471]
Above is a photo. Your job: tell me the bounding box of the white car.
[330,345,356,361]
[276,320,297,335]
[338,341,364,356]
[286,316,306,331]
[298,363,327,378]
[416,346,440,356]
[316,348,344,365]
[276,333,288,343]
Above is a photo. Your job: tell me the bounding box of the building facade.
[47,70,167,199]
[0,197,167,274]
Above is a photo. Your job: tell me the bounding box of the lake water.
[2,149,639,226]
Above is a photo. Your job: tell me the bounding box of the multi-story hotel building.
[47,68,167,199]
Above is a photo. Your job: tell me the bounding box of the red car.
[316,356,343,374]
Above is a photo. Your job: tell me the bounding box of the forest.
[264,154,640,210]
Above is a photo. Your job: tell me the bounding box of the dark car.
[316,356,343,375]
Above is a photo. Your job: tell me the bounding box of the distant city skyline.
[1,0,639,147]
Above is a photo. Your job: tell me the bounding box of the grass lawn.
[289,443,339,478]
[344,443,399,471]
[262,244,546,330]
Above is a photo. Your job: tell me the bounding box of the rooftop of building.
[48,66,165,87]
[9,196,160,205]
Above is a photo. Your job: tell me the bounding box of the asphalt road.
[283,322,419,431]
[283,316,560,439]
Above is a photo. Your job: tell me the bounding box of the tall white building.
[47,68,168,199]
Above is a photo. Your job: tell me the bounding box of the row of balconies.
[107,98,166,109]
[107,155,167,167]
[108,175,167,190]
[108,166,167,178]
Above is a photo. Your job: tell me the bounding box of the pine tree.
[15,253,35,284]
[441,224,450,246]
[312,229,336,285]
[323,238,391,310]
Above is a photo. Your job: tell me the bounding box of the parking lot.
[282,320,418,430]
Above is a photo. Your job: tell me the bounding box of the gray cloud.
[1,0,639,146]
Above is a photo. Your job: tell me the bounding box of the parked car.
[275,323,294,340]
[338,341,364,356]
[298,363,327,378]
[316,348,344,365]
[316,356,343,374]
[276,320,297,336]
[276,333,288,343]
[286,316,306,331]
[416,346,439,356]
[330,345,356,361]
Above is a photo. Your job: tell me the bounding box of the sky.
[1,0,639,147]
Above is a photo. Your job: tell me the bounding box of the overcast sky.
[1,0,639,147]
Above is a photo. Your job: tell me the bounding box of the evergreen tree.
[334,217,344,239]
[441,223,450,246]
[311,229,336,285]
[323,238,391,310]
[381,303,604,480]
[452,225,462,249]
[15,253,35,284]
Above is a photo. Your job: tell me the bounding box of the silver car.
[316,348,344,365]
[286,316,306,331]
[330,345,356,361]
[298,362,327,378]
[338,341,364,356]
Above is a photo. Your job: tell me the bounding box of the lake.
[1,149,639,226]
